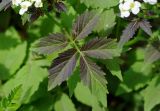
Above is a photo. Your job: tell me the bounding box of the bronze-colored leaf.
[35,33,68,55]
[139,20,152,36]
[28,8,43,22]
[72,11,99,40]
[118,20,140,48]
[49,49,78,90]
[81,38,120,59]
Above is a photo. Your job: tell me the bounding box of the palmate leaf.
[80,56,108,107]
[0,0,11,11]
[35,33,68,55]
[48,49,78,90]
[72,11,99,40]
[81,37,120,59]
[118,20,140,48]
[48,38,117,95]
[41,11,119,100]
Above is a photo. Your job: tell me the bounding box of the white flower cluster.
[119,0,158,18]
[12,0,43,15]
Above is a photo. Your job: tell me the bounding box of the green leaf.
[91,75,108,108]
[60,6,77,33]
[0,11,10,30]
[116,62,152,95]
[54,93,76,111]
[0,27,27,80]
[103,59,123,81]
[39,15,60,36]
[74,82,93,106]
[72,11,99,40]
[18,95,54,111]
[0,27,20,49]
[80,56,108,107]
[0,85,22,111]
[81,38,120,59]
[0,43,26,80]
[142,76,160,111]
[94,9,116,32]
[80,0,119,8]
[2,59,48,103]
[35,33,68,55]
[67,68,80,97]
[49,49,78,90]
[144,43,160,64]
[74,82,105,111]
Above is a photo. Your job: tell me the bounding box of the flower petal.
[135,1,141,7]
[121,10,130,18]
[131,7,140,15]
[19,8,27,15]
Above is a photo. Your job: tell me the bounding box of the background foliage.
[0,0,160,111]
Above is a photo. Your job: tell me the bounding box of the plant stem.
[69,37,83,55]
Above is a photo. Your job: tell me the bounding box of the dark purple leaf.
[81,38,120,59]
[80,56,108,107]
[35,33,68,55]
[118,20,140,48]
[72,11,99,40]
[80,56,107,90]
[55,2,67,12]
[139,20,152,36]
[28,8,43,22]
[0,0,11,11]
[49,49,78,90]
